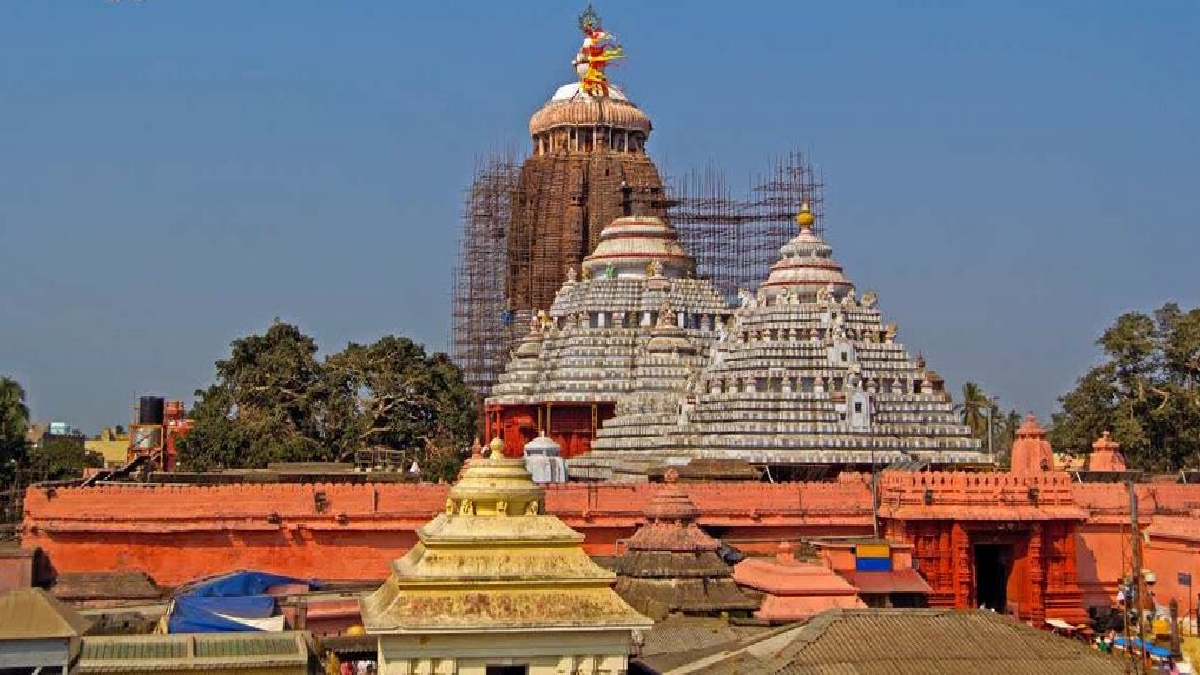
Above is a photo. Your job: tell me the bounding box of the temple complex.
[611,472,758,620]
[12,11,1200,666]
[452,6,666,398]
[360,439,651,674]
[577,204,983,479]
[18,425,1200,631]
[485,213,730,457]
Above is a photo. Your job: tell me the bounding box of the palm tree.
[955,381,994,440]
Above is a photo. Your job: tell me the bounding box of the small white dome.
[551,81,628,102]
[524,433,562,457]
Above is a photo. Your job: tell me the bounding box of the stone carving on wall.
[459,499,474,516]
[841,289,857,308]
[565,265,578,283]
[861,290,878,308]
[815,284,831,305]
[656,299,675,328]
[525,500,540,515]
[737,288,757,309]
[884,323,897,344]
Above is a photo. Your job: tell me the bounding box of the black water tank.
[137,396,165,425]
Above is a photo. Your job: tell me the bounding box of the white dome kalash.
[580,215,693,280]
[759,203,854,301]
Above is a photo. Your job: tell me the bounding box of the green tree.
[994,409,1024,466]
[178,323,476,480]
[1050,303,1200,471]
[180,322,332,471]
[0,377,30,486]
[324,336,477,478]
[956,381,995,440]
[954,381,1022,463]
[26,438,102,482]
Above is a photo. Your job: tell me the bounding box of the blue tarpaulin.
[1112,636,1172,658]
[167,571,320,634]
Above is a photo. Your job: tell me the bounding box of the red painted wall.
[22,479,873,585]
[486,402,616,458]
[22,473,1200,617]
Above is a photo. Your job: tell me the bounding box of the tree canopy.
[1051,303,1200,471]
[26,438,104,483]
[0,376,30,487]
[177,323,477,481]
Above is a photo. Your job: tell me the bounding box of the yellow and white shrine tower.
[361,439,652,674]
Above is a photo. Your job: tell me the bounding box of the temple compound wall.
[21,476,1200,621]
[20,479,873,585]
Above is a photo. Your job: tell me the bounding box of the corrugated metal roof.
[75,631,311,673]
[664,609,1127,674]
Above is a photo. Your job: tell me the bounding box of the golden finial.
[488,437,505,457]
[794,202,815,230]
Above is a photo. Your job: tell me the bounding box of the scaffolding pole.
[450,150,522,399]
[668,151,824,304]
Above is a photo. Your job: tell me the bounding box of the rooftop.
[0,588,91,641]
[661,608,1126,674]
[74,631,313,673]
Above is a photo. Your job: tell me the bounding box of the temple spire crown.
[795,201,815,231]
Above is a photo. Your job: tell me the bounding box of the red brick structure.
[1010,415,1055,475]
[508,85,664,312]
[21,479,873,586]
[732,542,867,621]
[1088,431,1127,472]
[879,470,1088,625]
[21,431,1200,624]
[484,401,615,458]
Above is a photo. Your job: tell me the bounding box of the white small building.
[523,433,568,484]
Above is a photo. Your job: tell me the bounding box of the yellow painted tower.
[361,439,651,674]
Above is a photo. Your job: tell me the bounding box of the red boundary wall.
[21,475,1200,611]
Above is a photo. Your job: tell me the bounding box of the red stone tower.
[452,8,665,402]
[507,84,665,312]
[1010,415,1055,475]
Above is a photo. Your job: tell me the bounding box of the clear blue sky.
[2,1,1197,433]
